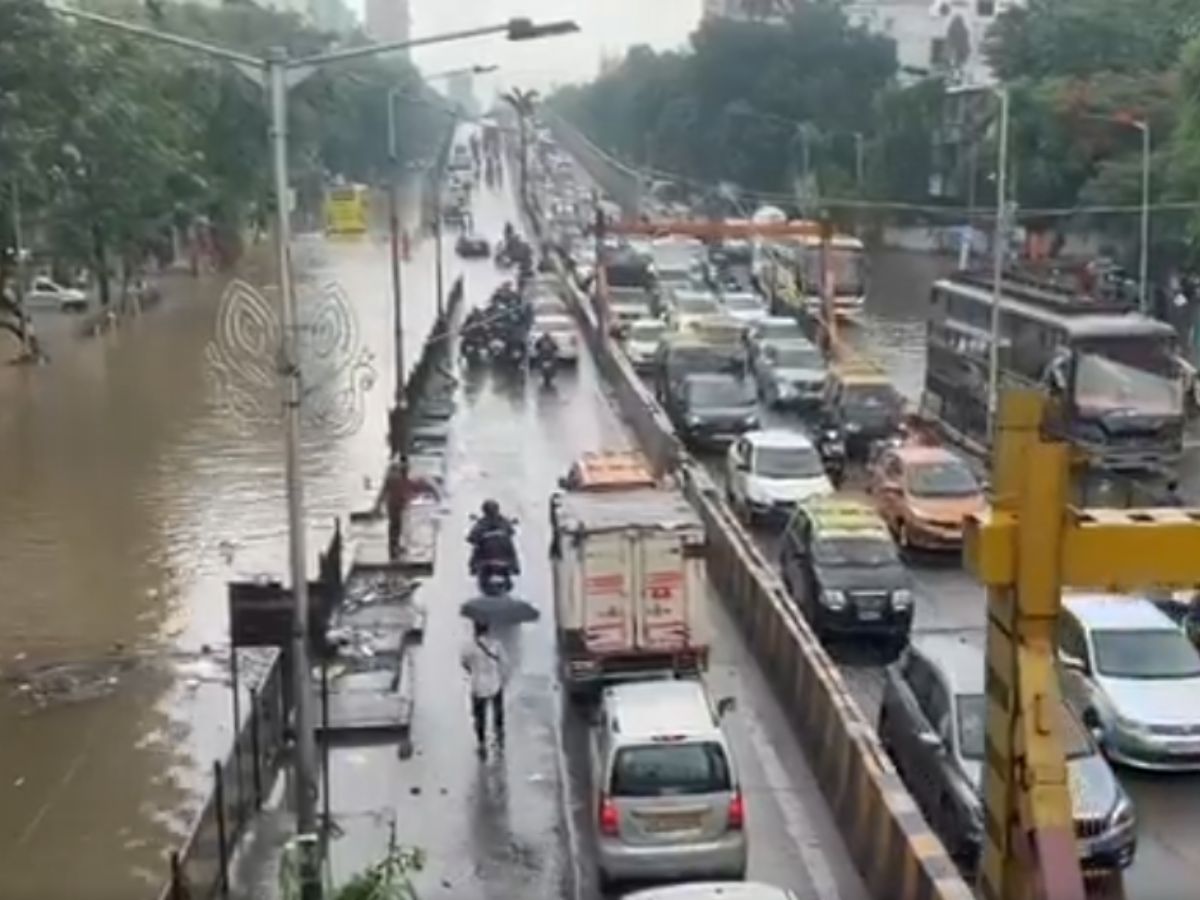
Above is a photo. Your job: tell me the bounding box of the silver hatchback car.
[591,679,746,888]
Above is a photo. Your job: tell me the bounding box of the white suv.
[591,680,745,889]
[726,429,833,523]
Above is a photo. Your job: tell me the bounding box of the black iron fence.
[159,653,286,900]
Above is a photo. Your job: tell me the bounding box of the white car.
[25,276,89,313]
[726,430,833,523]
[531,314,580,363]
[1059,593,1200,771]
[666,289,722,333]
[623,318,667,372]
[720,290,767,326]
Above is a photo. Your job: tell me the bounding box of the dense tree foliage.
[0,0,442,306]
[552,8,895,198]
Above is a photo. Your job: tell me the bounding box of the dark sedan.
[664,372,759,450]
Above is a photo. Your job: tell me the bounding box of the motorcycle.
[475,557,516,596]
[461,336,488,367]
[817,425,847,488]
[536,349,557,387]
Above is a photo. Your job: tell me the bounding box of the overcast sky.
[352,0,703,96]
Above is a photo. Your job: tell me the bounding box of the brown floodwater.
[0,208,442,900]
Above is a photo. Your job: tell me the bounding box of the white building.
[844,0,1025,85]
[364,0,411,46]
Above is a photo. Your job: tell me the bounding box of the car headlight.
[845,421,862,433]
[775,379,796,396]
[892,589,913,610]
[820,589,847,610]
[743,414,760,427]
[686,414,702,427]
[1109,797,1135,831]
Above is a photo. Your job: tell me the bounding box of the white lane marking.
[743,710,843,900]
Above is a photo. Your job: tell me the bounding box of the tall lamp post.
[50,9,577,900]
[1079,112,1152,313]
[949,81,1010,440]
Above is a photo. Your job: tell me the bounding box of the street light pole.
[1137,120,1151,315]
[267,48,322,900]
[386,91,405,416]
[988,86,1010,440]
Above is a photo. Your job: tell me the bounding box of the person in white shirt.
[461,620,509,756]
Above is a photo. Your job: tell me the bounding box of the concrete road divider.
[551,262,973,900]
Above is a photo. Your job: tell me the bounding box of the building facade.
[364,0,411,46]
[844,0,1024,85]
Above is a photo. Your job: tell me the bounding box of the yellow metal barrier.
[965,390,1200,900]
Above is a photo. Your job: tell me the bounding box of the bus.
[920,271,1185,479]
[323,184,370,235]
[763,225,869,321]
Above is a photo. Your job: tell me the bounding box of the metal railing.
[159,653,287,900]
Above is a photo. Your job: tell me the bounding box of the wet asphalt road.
[343,157,873,900]
[683,255,1200,900]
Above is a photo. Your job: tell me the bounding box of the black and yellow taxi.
[779,497,913,646]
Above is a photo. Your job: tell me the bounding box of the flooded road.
[0,179,453,898]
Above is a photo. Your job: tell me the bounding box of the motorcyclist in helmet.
[533,330,559,365]
[468,499,519,576]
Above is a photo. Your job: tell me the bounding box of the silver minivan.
[591,679,746,888]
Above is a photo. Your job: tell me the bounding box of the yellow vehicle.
[323,184,370,235]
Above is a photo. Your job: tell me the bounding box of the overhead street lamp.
[1078,111,1152,314]
[949,82,1010,440]
[48,8,577,900]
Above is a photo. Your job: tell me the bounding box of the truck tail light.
[727,790,745,830]
[598,795,620,836]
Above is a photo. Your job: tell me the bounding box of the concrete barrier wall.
[551,262,973,900]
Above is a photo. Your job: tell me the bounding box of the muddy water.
[0,215,441,899]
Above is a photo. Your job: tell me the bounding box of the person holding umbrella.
[461,620,509,757]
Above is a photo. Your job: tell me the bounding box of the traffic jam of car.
[537,161,1200,891]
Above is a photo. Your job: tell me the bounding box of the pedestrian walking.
[461,621,508,757]
[382,456,439,561]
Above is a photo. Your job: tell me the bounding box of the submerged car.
[880,634,1137,874]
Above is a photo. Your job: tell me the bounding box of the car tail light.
[727,791,745,830]
[598,795,619,836]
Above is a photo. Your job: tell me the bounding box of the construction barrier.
[550,258,973,900]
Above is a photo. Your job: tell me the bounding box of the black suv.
[820,368,903,457]
[664,372,759,449]
[778,497,913,645]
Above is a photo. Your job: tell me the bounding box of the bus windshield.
[1072,337,1183,419]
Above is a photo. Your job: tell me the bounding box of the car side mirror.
[918,730,943,752]
[558,476,569,490]
[1058,651,1086,674]
[716,696,737,717]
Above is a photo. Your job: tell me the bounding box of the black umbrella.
[459,595,540,626]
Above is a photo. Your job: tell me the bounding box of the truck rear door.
[581,531,636,653]
[635,531,690,651]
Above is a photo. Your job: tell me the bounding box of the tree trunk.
[92,222,110,307]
